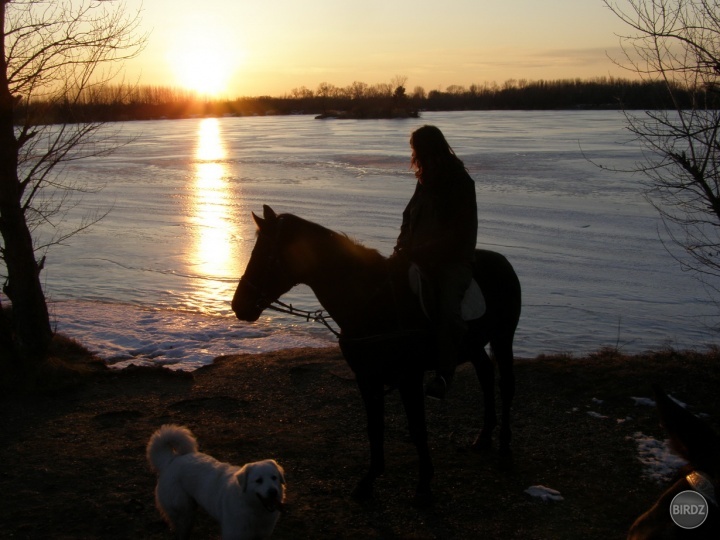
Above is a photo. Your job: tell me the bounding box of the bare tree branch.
[0,0,146,359]
[605,0,720,288]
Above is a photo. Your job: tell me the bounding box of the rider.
[393,125,478,399]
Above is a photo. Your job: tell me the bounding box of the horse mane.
[279,212,388,270]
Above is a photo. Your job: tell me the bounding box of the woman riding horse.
[232,205,521,503]
[395,125,478,400]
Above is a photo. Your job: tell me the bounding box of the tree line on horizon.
[18,76,699,124]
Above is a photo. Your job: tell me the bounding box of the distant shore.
[17,77,681,125]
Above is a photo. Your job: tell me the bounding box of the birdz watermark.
[670,490,709,529]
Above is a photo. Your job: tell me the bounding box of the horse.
[628,386,719,538]
[232,205,522,503]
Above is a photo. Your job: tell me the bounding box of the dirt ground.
[1,345,719,539]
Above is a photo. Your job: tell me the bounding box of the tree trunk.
[0,1,52,360]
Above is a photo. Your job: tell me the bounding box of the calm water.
[26,111,719,368]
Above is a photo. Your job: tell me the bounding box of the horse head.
[232,205,299,322]
[628,385,719,538]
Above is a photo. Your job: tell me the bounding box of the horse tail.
[474,249,521,327]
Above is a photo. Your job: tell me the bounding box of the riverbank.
[2,344,719,539]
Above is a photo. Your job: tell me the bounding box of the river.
[21,110,717,369]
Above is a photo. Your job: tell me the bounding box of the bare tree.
[445,84,467,95]
[604,0,720,286]
[348,81,368,100]
[390,74,408,93]
[0,0,145,360]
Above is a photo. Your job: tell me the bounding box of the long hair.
[409,125,466,183]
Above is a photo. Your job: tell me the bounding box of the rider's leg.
[425,263,472,400]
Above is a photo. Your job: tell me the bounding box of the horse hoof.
[412,490,435,508]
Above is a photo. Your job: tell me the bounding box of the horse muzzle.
[231,298,263,322]
[231,281,266,322]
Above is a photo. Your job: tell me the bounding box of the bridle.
[238,273,341,339]
[238,217,341,338]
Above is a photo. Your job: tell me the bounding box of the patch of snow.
[525,485,564,502]
[587,411,609,419]
[631,397,656,407]
[52,299,335,371]
[631,395,689,409]
[669,395,688,409]
[631,432,687,483]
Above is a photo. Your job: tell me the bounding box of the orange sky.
[123,0,634,98]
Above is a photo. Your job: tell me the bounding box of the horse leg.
[352,376,385,501]
[471,346,497,452]
[398,373,434,506]
[493,337,515,460]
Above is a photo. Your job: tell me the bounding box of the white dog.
[147,425,285,540]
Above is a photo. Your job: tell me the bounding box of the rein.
[249,271,411,344]
[240,275,341,338]
[266,299,341,338]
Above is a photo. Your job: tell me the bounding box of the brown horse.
[629,386,718,538]
[232,205,521,503]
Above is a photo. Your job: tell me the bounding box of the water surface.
[28,111,717,369]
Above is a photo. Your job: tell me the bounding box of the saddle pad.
[461,278,486,321]
[408,264,486,321]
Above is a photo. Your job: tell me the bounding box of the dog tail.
[146,424,198,473]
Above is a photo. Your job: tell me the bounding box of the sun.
[168,31,241,98]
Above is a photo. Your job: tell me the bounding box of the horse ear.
[252,211,265,230]
[263,205,277,221]
[653,385,720,473]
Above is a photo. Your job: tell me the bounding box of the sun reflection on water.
[190,118,241,313]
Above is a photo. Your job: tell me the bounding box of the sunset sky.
[123,0,634,98]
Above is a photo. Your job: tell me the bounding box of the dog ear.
[236,464,253,493]
[273,460,287,485]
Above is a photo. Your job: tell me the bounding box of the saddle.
[407,263,486,321]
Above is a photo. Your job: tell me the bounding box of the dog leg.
[166,500,197,540]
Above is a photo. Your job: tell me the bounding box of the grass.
[0,333,107,396]
[0,342,719,539]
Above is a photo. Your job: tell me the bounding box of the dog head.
[237,459,286,512]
